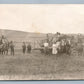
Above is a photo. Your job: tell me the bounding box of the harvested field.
[0,49,84,80]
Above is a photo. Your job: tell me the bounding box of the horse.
[0,44,3,54]
[0,42,10,55]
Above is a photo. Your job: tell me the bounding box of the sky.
[0,4,84,34]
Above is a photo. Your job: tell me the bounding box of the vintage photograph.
[0,4,84,80]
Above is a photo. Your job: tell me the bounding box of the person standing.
[10,41,15,56]
[44,40,49,55]
[52,41,61,55]
[22,42,26,54]
[61,39,65,53]
[27,42,31,53]
[56,40,61,53]
[52,42,57,55]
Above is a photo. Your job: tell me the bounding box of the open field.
[0,49,84,80]
[0,29,84,80]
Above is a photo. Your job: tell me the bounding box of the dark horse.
[0,42,10,55]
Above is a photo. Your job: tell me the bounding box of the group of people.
[10,42,32,55]
[22,42,32,54]
[0,34,71,56]
[43,38,71,55]
[0,40,32,56]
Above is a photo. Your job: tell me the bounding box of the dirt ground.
[0,49,84,80]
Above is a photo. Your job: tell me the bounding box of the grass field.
[0,49,84,80]
[0,29,84,80]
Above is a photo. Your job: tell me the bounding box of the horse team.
[0,41,14,55]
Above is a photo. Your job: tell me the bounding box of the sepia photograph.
[0,4,84,80]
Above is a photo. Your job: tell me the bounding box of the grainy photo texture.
[0,4,84,80]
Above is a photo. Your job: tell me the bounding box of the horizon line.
[0,29,84,35]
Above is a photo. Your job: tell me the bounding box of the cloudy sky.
[0,4,84,34]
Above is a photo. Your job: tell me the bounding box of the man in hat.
[27,42,32,53]
[10,41,15,56]
[22,42,26,54]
